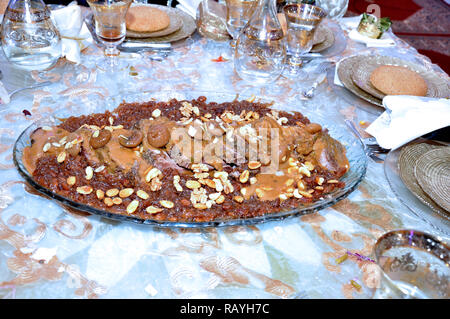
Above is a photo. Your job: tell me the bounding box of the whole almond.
[76,185,93,195]
[119,188,134,198]
[248,161,261,170]
[160,200,174,209]
[136,190,149,200]
[57,151,66,163]
[66,176,76,186]
[112,197,123,205]
[146,206,163,214]
[104,197,114,207]
[106,188,119,197]
[186,180,201,189]
[239,170,250,183]
[126,200,139,214]
[96,189,105,200]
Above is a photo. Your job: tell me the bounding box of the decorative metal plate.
[384,139,450,236]
[337,55,383,107]
[414,147,450,212]
[351,55,450,101]
[125,7,196,44]
[398,142,449,218]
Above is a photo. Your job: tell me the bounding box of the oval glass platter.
[13,91,367,228]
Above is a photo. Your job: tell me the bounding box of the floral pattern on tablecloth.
[0,16,448,299]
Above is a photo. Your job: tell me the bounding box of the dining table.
[0,6,449,300]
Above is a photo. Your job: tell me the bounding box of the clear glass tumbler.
[225,0,259,47]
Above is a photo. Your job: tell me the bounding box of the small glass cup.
[373,229,449,299]
[86,0,132,72]
[225,0,259,47]
[282,3,326,75]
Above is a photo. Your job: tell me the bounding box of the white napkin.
[341,14,395,48]
[348,29,395,48]
[334,58,344,86]
[365,96,450,150]
[0,81,10,105]
[176,0,202,18]
[50,2,93,64]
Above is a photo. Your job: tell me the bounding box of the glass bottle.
[0,0,62,71]
[233,0,286,85]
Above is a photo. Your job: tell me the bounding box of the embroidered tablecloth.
[0,15,448,299]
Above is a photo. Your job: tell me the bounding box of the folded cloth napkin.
[348,29,396,47]
[50,2,93,64]
[341,15,396,48]
[365,95,450,150]
[176,0,202,18]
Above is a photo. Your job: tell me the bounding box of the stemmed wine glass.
[282,3,326,75]
[86,0,132,72]
[225,0,259,47]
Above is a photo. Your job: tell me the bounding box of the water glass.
[373,229,449,299]
[282,3,325,74]
[225,0,259,46]
[315,0,348,20]
[86,0,132,72]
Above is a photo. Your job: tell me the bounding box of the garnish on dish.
[22,97,350,222]
[357,13,392,39]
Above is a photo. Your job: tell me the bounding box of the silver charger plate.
[126,7,196,44]
[337,55,384,107]
[398,142,449,218]
[125,4,183,38]
[384,139,450,237]
[414,147,450,213]
[351,55,450,101]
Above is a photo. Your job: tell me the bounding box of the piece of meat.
[311,134,349,177]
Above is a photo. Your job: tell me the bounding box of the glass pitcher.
[1,0,62,71]
[233,0,286,85]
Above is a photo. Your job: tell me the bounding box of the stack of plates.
[337,55,450,107]
[310,24,335,53]
[398,142,450,219]
[125,4,196,44]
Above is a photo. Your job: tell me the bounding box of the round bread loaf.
[126,6,170,33]
[369,65,428,96]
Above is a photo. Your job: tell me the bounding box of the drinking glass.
[86,0,132,72]
[315,0,348,20]
[225,0,259,47]
[373,229,449,299]
[282,3,325,74]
